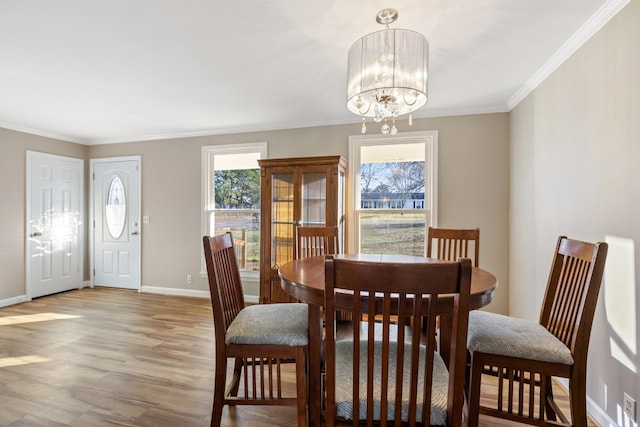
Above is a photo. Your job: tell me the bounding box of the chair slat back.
[324,256,472,426]
[295,226,339,259]
[203,233,245,332]
[539,236,608,356]
[427,227,480,267]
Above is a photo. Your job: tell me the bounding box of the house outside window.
[347,131,437,255]
[202,142,267,278]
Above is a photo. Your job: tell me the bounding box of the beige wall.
[510,1,639,424]
[0,115,509,312]
[87,113,510,314]
[0,129,86,301]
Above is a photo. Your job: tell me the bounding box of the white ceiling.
[0,0,627,145]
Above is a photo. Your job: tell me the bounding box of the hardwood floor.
[0,288,598,426]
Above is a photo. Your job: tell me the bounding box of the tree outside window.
[203,143,266,273]
[349,133,437,256]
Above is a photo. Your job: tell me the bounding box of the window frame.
[347,131,438,254]
[201,142,267,282]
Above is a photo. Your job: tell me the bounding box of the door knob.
[131,231,139,235]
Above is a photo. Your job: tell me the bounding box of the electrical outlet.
[624,393,636,421]
[186,274,192,284]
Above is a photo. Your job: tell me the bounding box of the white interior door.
[26,151,83,298]
[92,157,141,289]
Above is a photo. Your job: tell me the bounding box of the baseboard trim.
[555,378,613,426]
[0,294,30,308]
[140,286,210,298]
[139,286,260,303]
[587,395,616,427]
[244,295,259,304]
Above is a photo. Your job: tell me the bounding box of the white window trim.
[347,130,438,254]
[200,142,267,284]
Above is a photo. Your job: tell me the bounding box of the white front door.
[92,157,141,290]
[26,151,83,298]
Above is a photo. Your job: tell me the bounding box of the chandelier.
[347,8,429,134]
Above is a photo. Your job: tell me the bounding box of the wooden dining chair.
[427,227,480,267]
[202,233,309,427]
[295,225,339,260]
[295,225,352,323]
[324,255,472,426]
[427,227,479,359]
[466,236,608,427]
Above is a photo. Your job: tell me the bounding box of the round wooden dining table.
[278,253,497,426]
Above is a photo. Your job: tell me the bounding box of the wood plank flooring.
[0,288,598,426]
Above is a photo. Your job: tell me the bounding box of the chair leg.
[295,347,308,427]
[569,377,588,427]
[211,356,228,427]
[467,351,483,427]
[464,350,472,402]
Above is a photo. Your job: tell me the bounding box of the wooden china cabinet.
[258,156,347,303]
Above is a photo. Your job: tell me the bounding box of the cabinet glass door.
[302,172,327,227]
[259,156,347,304]
[271,173,294,268]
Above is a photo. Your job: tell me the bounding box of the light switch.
[143,215,150,224]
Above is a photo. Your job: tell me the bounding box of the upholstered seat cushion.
[225,303,308,346]
[467,310,574,365]
[334,340,448,425]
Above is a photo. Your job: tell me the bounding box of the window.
[202,142,267,277]
[105,176,126,239]
[348,131,437,255]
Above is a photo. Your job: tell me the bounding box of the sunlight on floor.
[0,355,49,367]
[0,312,81,326]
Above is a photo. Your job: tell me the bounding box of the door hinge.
[92,172,95,180]
[93,269,95,276]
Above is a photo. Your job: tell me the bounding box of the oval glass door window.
[105,176,127,239]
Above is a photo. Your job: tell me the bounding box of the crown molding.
[0,120,85,144]
[84,106,512,145]
[507,0,630,110]
[0,102,512,146]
